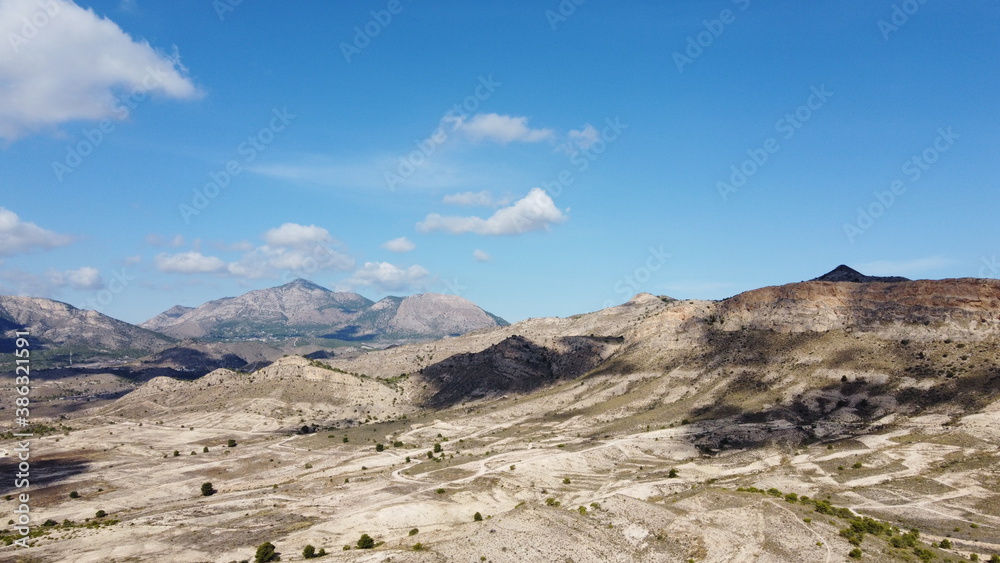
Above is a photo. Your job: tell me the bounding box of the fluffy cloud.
[472,249,491,262]
[0,0,200,140]
[417,188,567,236]
[154,251,226,274]
[263,223,331,248]
[442,190,512,207]
[341,262,430,292]
[456,113,553,144]
[47,266,103,290]
[154,223,355,279]
[381,236,416,253]
[0,207,72,255]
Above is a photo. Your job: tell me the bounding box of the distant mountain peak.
[811,265,910,283]
[280,278,328,291]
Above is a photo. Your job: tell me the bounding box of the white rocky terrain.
[3,271,1000,562]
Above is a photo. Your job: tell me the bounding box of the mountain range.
[8,265,1000,562]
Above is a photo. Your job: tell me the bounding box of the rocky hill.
[141,278,508,343]
[0,295,174,363]
[14,267,1000,563]
[810,264,911,283]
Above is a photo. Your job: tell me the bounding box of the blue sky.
[1,0,998,325]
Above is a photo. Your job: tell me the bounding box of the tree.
[201,482,216,497]
[302,544,316,559]
[255,541,279,562]
[668,468,679,478]
[375,443,384,452]
[95,510,106,518]
[203,446,209,453]
[473,512,483,522]
[228,438,238,447]
[69,491,79,499]
[357,533,375,549]
[848,548,862,559]
[300,425,311,435]
[433,443,443,453]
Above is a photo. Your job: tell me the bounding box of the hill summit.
[810,264,910,283]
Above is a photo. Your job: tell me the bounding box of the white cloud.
[341,262,430,292]
[155,251,226,274]
[381,236,416,253]
[154,223,355,279]
[442,190,512,207]
[0,0,200,141]
[472,249,491,262]
[856,256,956,277]
[416,188,568,236]
[0,207,73,255]
[47,266,103,290]
[263,223,333,248]
[124,254,142,265]
[456,113,553,144]
[561,123,600,153]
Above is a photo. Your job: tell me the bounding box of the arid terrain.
[3,273,1000,562]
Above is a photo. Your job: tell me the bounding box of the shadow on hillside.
[421,335,621,408]
[0,456,91,496]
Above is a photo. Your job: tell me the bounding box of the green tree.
[203,446,209,453]
[95,510,106,518]
[433,443,442,453]
[668,468,679,478]
[848,548,862,559]
[69,491,79,499]
[408,528,418,536]
[302,544,316,559]
[255,541,279,562]
[474,512,483,522]
[375,443,384,452]
[227,438,237,447]
[357,533,375,549]
[201,482,216,496]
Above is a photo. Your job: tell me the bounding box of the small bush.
[413,542,424,551]
[563,477,571,484]
[357,533,375,549]
[302,544,316,559]
[852,462,863,469]
[848,548,862,559]
[474,512,483,522]
[173,450,180,457]
[203,446,209,453]
[433,443,442,453]
[435,488,445,494]
[69,491,80,499]
[201,482,216,496]
[255,541,278,562]
[227,439,237,448]
[408,528,419,536]
[375,443,384,452]
[95,510,106,518]
[668,468,679,478]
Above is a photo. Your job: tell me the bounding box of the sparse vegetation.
[254,541,279,562]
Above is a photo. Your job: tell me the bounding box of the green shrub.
[473,512,483,522]
[413,542,424,551]
[357,533,375,549]
[255,541,278,562]
[69,491,79,499]
[433,443,442,453]
[668,469,678,478]
[95,510,106,518]
[201,482,216,496]
[375,443,384,452]
[302,544,316,558]
[227,439,237,448]
[408,528,418,536]
[848,548,862,559]
[563,477,571,484]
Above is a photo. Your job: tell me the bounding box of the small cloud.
[154,251,226,274]
[47,266,103,290]
[263,223,334,248]
[0,207,73,256]
[472,249,491,262]
[417,188,567,236]
[0,0,201,141]
[341,261,430,292]
[124,254,142,265]
[442,190,512,207]
[562,124,600,153]
[455,113,554,144]
[381,236,416,253]
[171,234,185,247]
